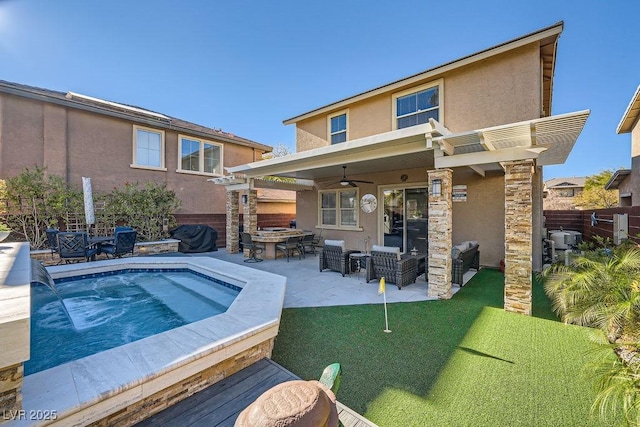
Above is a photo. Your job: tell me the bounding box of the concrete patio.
[179,249,474,308]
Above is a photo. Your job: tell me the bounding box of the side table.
[349,253,370,281]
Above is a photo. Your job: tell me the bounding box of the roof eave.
[616,85,640,134]
[283,21,563,125]
[0,81,272,152]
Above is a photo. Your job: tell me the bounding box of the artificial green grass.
[271,269,607,426]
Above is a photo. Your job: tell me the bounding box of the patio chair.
[241,232,264,263]
[46,228,59,258]
[365,245,418,290]
[276,235,303,262]
[319,239,360,276]
[298,232,317,256]
[100,229,137,258]
[57,231,99,263]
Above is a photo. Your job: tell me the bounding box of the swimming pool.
[28,269,240,375]
[0,250,286,426]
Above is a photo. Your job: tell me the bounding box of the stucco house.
[0,80,294,245]
[543,176,586,210]
[605,84,640,206]
[214,21,590,314]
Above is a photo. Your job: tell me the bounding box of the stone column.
[242,189,258,257]
[427,169,453,299]
[226,190,239,254]
[0,364,23,420]
[504,160,534,315]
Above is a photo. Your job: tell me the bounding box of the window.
[178,135,223,175]
[328,110,348,144]
[133,126,165,169]
[393,82,441,130]
[320,189,358,228]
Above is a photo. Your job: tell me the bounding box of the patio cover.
[213,110,590,187]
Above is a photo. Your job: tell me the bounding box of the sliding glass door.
[382,187,428,254]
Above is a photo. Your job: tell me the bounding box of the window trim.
[131,125,166,171]
[391,79,444,130]
[318,187,362,230]
[177,134,224,177]
[327,109,349,144]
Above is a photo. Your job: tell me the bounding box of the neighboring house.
[213,22,590,314]
[605,84,640,206]
[0,80,286,245]
[543,177,586,210]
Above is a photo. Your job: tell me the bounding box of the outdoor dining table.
[251,229,311,260]
[88,235,114,256]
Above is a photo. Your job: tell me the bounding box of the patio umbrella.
[82,177,95,233]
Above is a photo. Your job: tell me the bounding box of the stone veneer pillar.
[504,160,534,315]
[427,169,453,299]
[0,364,23,421]
[226,190,239,254]
[242,190,258,257]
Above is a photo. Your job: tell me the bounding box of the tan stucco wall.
[451,169,505,268]
[0,92,262,215]
[294,44,541,149]
[257,202,296,215]
[630,118,640,158]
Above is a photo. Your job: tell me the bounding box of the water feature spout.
[30,260,78,331]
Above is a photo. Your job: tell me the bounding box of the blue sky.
[1,0,638,181]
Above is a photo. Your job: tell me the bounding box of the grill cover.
[170,225,218,253]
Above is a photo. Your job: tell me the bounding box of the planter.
[0,231,10,242]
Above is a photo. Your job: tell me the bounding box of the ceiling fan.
[338,165,373,187]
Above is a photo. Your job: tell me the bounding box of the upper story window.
[319,188,358,228]
[178,135,223,175]
[393,81,441,130]
[328,110,348,144]
[133,126,165,170]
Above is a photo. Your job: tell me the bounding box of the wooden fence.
[544,207,640,244]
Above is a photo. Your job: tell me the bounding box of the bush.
[102,182,181,242]
[2,168,182,248]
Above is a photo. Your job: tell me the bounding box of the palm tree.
[543,248,640,344]
[542,247,640,426]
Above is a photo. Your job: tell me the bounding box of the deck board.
[136,358,377,427]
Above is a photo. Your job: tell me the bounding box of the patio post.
[226,190,239,254]
[242,189,258,257]
[504,159,533,315]
[427,168,453,299]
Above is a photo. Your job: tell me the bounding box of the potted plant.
[0,221,10,242]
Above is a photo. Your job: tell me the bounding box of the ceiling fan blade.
[349,179,374,184]
[349,182,358,187]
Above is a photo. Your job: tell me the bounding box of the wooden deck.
[136,358,377,427]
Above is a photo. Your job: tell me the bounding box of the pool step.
[135,273,236,323]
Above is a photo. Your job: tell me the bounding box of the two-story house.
[605,84,640,206]
[0,80,295,245]
[214,22,590,314]
[543,177,586,210]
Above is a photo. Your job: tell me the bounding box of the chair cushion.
[324,240,345,251]
[371,245,401,260]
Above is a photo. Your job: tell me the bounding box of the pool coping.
[7,255,286,426]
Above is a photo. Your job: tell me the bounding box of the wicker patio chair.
[319,239,360,277]
[365,245,418,290]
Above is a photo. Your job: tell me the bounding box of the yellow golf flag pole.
[379,277,391,333]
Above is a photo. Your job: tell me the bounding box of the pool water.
[26,270,240,375]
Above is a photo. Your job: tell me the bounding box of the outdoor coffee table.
[349,253,370,281]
